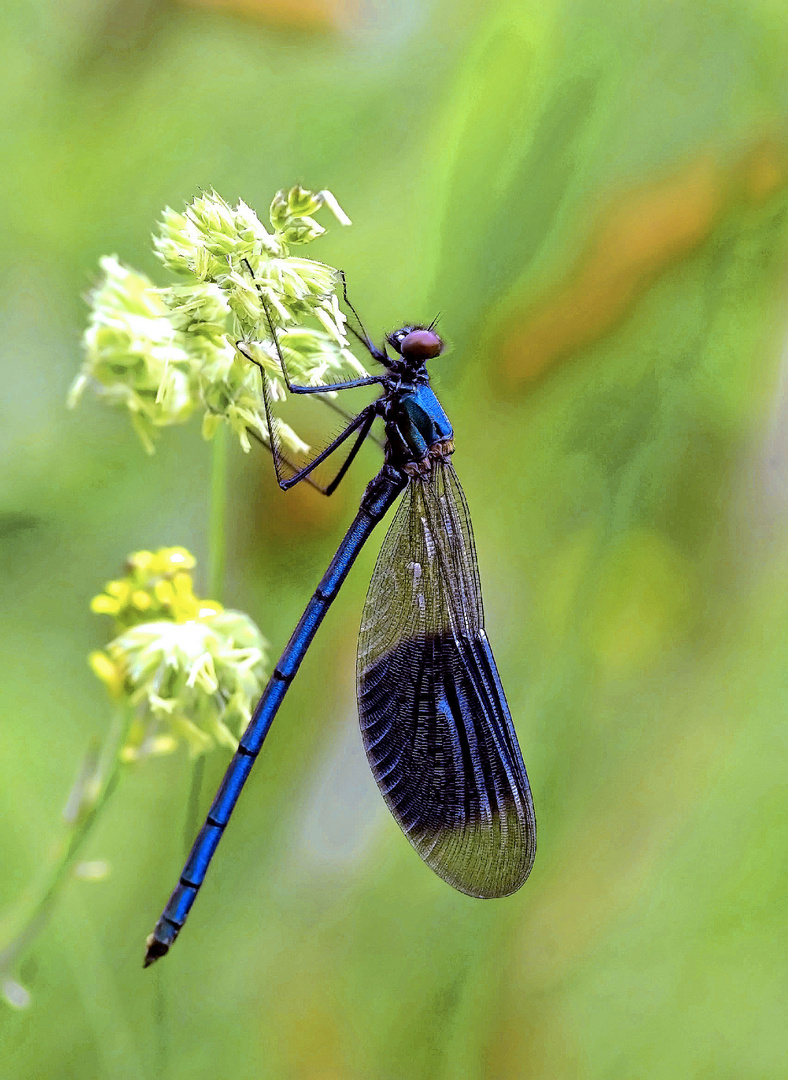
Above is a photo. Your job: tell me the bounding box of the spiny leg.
[237,343,378,493]
[241,259,384,395]
[336,269,388,363]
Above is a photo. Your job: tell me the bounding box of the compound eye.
[400,329,443,361]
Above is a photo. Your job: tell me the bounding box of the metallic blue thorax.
[387,380,454,465]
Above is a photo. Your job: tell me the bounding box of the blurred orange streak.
[175,0,356,30]
[501,141,787,386]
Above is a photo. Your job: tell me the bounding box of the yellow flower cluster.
[89,548,268,760]
[89,547,217,630]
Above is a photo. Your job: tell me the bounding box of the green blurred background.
[2,0,787,1077]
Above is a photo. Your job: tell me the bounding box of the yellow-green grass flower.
[90,546,199,629]
[69,257,199,453]
[90,548,268,760]
[72,187,367,457]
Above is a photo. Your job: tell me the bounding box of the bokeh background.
[2,0,787,1077]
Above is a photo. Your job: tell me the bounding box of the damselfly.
[144,303,536,966]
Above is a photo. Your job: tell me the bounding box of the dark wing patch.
[357,462,536,897]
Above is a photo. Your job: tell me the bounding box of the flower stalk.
[0,706,130,1007]
[6,184,349,1005]
[1,547,269,1005]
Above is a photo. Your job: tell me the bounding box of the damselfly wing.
[358,460,535,897]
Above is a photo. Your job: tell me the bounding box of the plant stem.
[183,754,205,856]
[207,423,228,601]
[183,424,230,854]
[0,707,131,973]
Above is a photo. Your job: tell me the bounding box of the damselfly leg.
[237,260,384,494]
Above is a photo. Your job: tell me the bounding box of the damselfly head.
[386,326,444,365]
